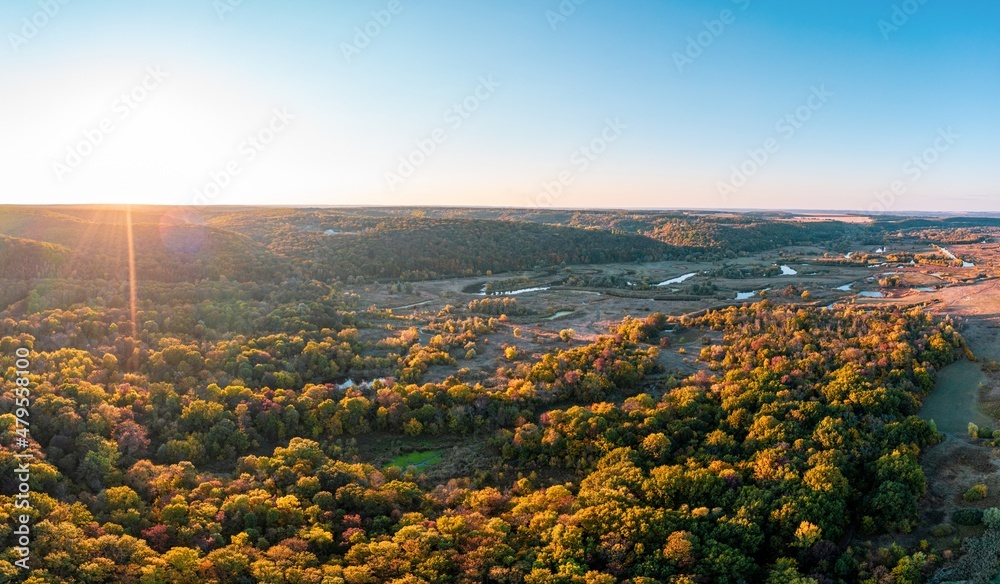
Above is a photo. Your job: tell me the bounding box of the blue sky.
[1,0,997,211]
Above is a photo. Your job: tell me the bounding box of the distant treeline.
[2,207,997,286]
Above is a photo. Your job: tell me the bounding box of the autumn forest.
[1,206,1000,584]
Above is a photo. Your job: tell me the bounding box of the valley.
[2,206,1000,583]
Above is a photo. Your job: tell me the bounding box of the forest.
[0,206,994,583]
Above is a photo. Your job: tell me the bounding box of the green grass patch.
[919,360,992,434]
[388,450,443,470]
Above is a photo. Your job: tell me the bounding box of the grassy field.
[920,278,1000,435]
[919,360,993,434]
[387,450,443,470]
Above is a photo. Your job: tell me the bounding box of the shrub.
[964,484,988,502]
[932,525,1000,582]
[930,523,955,537]
[953,508,984,526]
[860,516,877,536]
[984,508,1000,529]
[403,418,423,437]
[969,422,980,438]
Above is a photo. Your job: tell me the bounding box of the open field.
[351,237,999,392]
[388,449,443,470]
[920,360,993,434]
[919,269,1000,434]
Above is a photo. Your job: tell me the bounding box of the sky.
[0,0,997,212]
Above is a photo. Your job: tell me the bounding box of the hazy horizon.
[6,204,1000,219]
